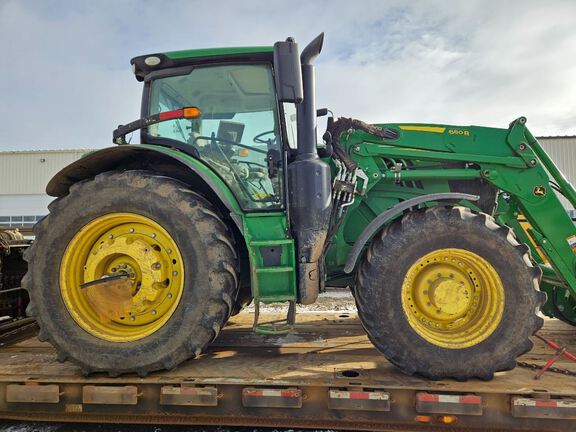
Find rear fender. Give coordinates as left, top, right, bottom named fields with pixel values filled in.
left=47, top=145, right=243, bottom=218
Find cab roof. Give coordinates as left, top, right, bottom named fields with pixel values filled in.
left=131, top=46, right=274, bottom=82
left=164, top=46, right=273, bottom=60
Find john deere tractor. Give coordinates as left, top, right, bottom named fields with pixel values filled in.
left=24, top=34, right=576, bottom=380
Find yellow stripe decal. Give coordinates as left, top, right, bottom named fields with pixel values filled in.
left=399, top=125, right=446, bottom=133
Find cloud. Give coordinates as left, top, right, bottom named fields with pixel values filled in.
left=0, top=0, right=575, bottom=151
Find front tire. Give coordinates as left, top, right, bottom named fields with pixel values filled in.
left=355, top=206, right=545, bottom=380
left=23, top=170, right=239, bottom=376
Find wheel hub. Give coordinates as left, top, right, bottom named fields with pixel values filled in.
left=85, top=236, right=169, bottom=315
left=401, top=248, right=504, bottom=348
left=429, top=276, right=471, bottom=316
left=60, top=213, right=184, bottom=342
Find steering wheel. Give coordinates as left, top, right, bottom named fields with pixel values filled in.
left=191, top=134, right=271, bottom=196
left=253, top=130, right=277, bottom=144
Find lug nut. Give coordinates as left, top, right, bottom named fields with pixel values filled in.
left=166, top=249, right=172, bottom=254
left=172, top=271, right=178, bottom=276
left=129, top=228, right=135, bottom=233
left=130, top=316, right=135, bottom=321
left=167, top=293, right=173, bottom=299
left=151, top=310, right=157, bottom=315
left=151, top=233, right=157, bottom=238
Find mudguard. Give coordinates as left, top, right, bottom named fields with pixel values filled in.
left=47, top=145, right=243, bottom=216
left=343, top=192, right=480, bottom=273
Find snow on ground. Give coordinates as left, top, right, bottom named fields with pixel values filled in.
left=245, top=287, right=357, bottom=314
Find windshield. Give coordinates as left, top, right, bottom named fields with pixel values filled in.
left=147, top=64, right=283, bottom=210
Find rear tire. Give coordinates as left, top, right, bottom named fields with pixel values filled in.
left=355, top=206, right=545, bottom=380
left=230, top=286, right=252, bottom=316
left=23, top=170, right=239, bottom=376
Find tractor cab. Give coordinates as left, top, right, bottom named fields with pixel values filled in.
left=125, top=44, right=308, bottom=213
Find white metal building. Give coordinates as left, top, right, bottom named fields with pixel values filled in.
left=0, top=149, right=92, bottom=228
left=0, top=137, right=574, bottom=228
left=539, top=136, right=576, bottom=216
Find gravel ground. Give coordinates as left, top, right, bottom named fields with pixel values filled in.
left=246, top=287, right=356, bottom=313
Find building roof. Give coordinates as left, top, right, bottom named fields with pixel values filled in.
left=0, top=149, right=94, bottom=155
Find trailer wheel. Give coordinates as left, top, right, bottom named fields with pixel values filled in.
left=355, top=206, right=545, bottom=380
left=23, top=170, right=239, bottom=376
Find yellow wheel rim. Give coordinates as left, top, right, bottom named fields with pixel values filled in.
left=60, top=213, right=184, bottom=342
left=401, top=248, right=504, bottom=349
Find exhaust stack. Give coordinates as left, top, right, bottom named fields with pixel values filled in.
left=296, top=32, right=324, bottom=158
left=288, top=33, right=332, bottom=305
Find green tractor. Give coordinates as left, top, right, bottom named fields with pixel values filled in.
left=24, top=34, right=576, bottom=380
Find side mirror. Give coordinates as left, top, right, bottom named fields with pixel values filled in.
left=273, top=38, right=304, bottom=104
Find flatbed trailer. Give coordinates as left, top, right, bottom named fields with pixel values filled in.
left=0, top=311, right=574, bottom=432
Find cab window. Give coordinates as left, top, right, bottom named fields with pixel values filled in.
left=147, top=64, right=283, bottom=210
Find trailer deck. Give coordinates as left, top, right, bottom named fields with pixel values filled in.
left=0, top=311, right=575, bottom=431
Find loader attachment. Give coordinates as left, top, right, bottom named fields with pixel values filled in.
left=482, top=118, right=576, bottom=322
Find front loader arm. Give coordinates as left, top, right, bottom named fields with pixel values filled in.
left=491, top=120, right=576, bottom=288
left=343, top=117, right=576, bottom=309
left=488, top=119, right=576, bottom=320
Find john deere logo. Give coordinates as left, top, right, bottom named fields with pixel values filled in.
left=534, top=186, right=546, bottom=196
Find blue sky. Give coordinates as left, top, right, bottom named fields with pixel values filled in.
left=1, top=0, right=575, bottom=150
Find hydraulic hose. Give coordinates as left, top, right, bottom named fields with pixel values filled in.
left=326, top=117, right=399, bottom=171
